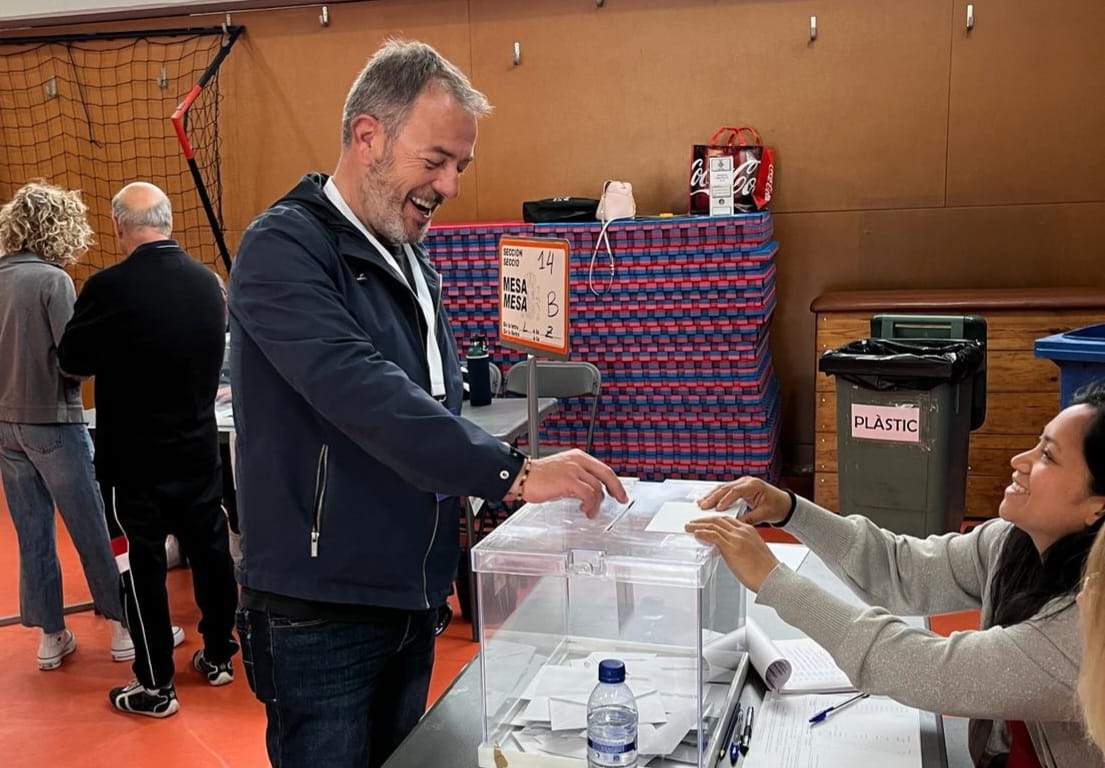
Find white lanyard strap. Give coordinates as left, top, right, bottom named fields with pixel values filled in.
left=323, top=179, right=446, bottom=397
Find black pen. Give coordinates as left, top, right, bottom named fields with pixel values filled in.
left=739, top=705, right=755, bottom=756
left=718, top=702, right=743, bottom=761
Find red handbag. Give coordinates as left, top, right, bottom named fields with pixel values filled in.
left=689, top=125, right=775, bottom=214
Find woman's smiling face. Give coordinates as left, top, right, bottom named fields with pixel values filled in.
left=1000, top=403, right=1104, bottom=553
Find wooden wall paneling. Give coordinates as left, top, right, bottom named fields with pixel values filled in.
left=975, top=312, right=1105, bottom=349
left=847, top=205, right=1105, bottom=289
left=781, top=206, right=1104, bottom=473
left=815, top=469, right=838, bottom=509
left=964, top=433, right=1037, bottom=474
left=769, top=212, right=865, bottom=470
left=219, top=0, right=476, bottom=245
left=947, top=0, right=1105, bottom=205
left=468, top=0, right=951, bottom=218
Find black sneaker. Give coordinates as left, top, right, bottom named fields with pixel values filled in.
left=192, top=649, right=233, bottom=686
left=109, top=680, right=179, bottom=718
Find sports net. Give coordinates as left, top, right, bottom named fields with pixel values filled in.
left=0, top=28, right=237, bottom=286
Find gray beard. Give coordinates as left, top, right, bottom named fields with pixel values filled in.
left=361, top=152, right=417, bottom=245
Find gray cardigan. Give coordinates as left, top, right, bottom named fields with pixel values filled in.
left=756, top=497, right=1100, bottom=768
left=0, top=252, right=85, bottom=424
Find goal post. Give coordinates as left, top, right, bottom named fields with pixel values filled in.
left=0, top=25, right=243, bottom=282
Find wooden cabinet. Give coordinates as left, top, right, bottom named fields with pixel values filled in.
left=947, top=0, right=1105, bottom=205
left=812, top=288, right=1105, bottom=519
left=468, top=0, right=952, bottom=216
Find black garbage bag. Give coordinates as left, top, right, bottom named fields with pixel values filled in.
left=818, top=338, right=984, bottom=392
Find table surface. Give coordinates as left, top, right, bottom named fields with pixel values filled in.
left=382, top=547, right=955, bottom=768
left=459, top=397, right=557, bottom=443
left=82, top=396, right=556, bottom=441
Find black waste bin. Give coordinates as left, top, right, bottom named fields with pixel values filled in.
left=818, top=338, right=985, bottom=537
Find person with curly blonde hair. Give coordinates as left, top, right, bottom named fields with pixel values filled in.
left=1080, top=525, right=1105, bottom=751
left=0, top=180, right=131, bottom=670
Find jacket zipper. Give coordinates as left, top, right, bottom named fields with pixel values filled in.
left=310, top=444, right=329, bottom=558
left=421, top=498, right=440, bottom=609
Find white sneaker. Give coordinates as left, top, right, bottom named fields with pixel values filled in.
left=110, top=621, right=186, bottom=662
left=165, top=535, right=182, bottom=569
left=38, top=628, right=76, bottom=670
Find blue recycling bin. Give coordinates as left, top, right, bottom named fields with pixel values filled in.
left=1034, top=323, right=1105, bottom=407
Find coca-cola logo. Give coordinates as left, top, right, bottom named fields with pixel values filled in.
left=689, top=157, right=709, bottom=189
left=689, top=156, right=760, bottom=197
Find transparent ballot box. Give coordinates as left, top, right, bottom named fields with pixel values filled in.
left=472, top=480, right=748, bottom=767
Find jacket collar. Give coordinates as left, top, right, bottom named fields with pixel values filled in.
left=0, top=251, right=66, bottom=269
left=127, top=239, right=179, bottom=258
left=285, top=173, right=442, bottom=301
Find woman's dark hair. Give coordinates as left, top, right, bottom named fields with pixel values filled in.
left=991, top=380, right=1105, bottom=627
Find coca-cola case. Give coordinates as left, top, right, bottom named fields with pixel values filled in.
left=689, top=126, right=775, bottom=214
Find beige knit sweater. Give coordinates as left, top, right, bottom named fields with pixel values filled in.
left=756, top=497, right=1101, bottom=768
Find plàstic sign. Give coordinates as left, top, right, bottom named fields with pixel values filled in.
left=850, top=404, right=921, bottom=443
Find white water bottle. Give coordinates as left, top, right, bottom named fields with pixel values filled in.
left=587, top=659, right=639, bottom=768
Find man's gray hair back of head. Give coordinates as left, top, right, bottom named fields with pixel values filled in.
left=341, top=38, right=491, bottom=146
left=111, top=191, right=172, bottom=234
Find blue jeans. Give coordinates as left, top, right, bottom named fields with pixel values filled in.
left=237, top=607, right=436, bottom=768
left=0, top=422, right=123, bottom=631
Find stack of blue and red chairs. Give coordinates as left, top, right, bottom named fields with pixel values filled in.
left=426, top=213, right=780, bottom=483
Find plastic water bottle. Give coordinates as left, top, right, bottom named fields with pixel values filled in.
left=587, top=659, right=638, bottom=768
left=466, top=336, right=492, bottom=407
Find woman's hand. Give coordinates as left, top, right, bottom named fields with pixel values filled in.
left=684, top=516, right=779, bottom=592
left=697, top=476, right=791, bottom=525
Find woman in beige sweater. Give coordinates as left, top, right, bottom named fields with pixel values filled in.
left=689, top=382, right=1105, bottom=768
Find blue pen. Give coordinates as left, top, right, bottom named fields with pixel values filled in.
left=808, top=692, right=869, bottom=724
left=727, top=708, right=745, bottom=764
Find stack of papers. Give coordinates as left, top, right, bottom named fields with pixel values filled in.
left=744, top=692, right=922, bottom=768
left=746, top=619, right=854, bottom=695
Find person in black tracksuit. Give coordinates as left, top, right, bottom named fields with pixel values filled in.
left=58, top=181, right=238, bottom=718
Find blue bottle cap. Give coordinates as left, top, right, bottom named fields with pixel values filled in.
left=598, top=659, right=626, bottom=683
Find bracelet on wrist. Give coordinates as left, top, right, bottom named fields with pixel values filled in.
left=772, top=489, right=798, bottom=528
left=513, top=457, right=532, bottom=501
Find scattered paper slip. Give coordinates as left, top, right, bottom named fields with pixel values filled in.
left=645, top=500, right=748, bottom=534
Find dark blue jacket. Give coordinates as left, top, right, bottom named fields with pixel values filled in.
left=229, top=173, right=522, bottom=610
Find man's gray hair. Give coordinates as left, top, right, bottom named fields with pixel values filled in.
left=111, top=190, right=172, bottom=233
left=341, top=39, right=491, bottom=145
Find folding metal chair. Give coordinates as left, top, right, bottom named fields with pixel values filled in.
left=504, top=360, right=602, bottom=454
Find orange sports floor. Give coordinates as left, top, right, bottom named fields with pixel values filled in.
left=0, top=490, right=979, bottom=767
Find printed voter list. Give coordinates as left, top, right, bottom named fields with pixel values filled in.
left=498, top=236, right=571, bottom=358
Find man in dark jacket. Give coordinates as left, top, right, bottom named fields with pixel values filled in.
left=230, top=39, right=626, bottom=767
left=59, top=182, right=239, bottom=718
